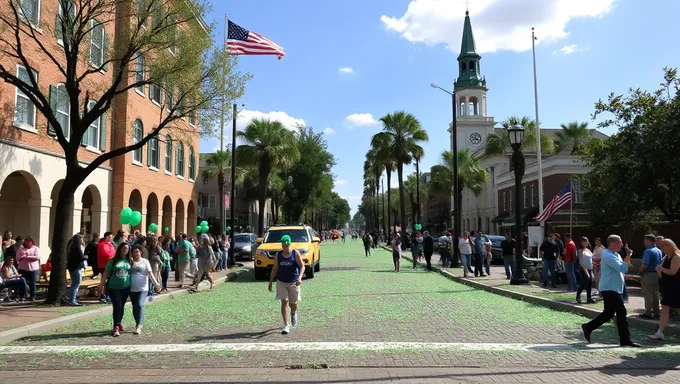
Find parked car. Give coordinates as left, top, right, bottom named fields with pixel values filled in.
left=233, top=233, right=257, bottom=261
left=254, top=224, right=321, bottom=280
left=486, top=235, right=505, bottom=262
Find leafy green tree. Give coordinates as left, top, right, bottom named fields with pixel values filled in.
left=0, top=0, right=249, bottom=303
left=554, top=121, right=596, bottom=154
left=483, top=116, right=555, bottom=158
left=370, top=134, right=397, bottom=234
left=363, top=153, right=381, bottom=232
left=200, top=150, right=238, bottom=234
left=429, top=149, right=488, bottom=229
left=374, top=111, right=428, bottom=245
left=236, top=119, right=300, bottom=235
left=584, top=67, right=680, bottom=224
left=404, top=172, right=427, bottom=227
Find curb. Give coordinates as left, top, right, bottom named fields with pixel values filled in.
left=0, top=267, right=252, bottom=345
left=379, top=245, right=678, bottom=336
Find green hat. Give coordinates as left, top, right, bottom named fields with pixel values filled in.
left=280, top=235, right=292, bottom=246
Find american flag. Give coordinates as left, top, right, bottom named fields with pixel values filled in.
left=226, top=20, right=285, bottom=59
left=535, top=181, right=572, bottom=222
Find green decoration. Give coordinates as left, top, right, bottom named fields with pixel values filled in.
left=201, top=224, right=209, bottom=233
left=149, top=223, right=158, bottom=232
left=196, top=226, right=202, bottom=233
left=225, top=226, right=231, bottom=232
left=129, top=211, right=142, bottom=227
left=163, top=227, right=169, bottom=233
left=120, top=207, right=132, bottom=225
left=415, top=224, right=422, bottom=231
left=200, top=220, right=208, bottom=227
left=280, top=235, right=292, bottom=245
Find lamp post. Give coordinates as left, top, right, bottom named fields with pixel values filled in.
left=508, top=124, right=529, bottom=285
left=430, top=83, right=461, bottom=268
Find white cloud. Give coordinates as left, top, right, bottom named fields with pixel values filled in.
left=235, top=109, right=305, bottom=132
left=390, top=179, right=400, bottom=189
left=552, top=43, right=590, bottom=55
left=343, top=196, right=362, bottom=201
left=380, top=0, right=614, bottom=53
left=339, top=67, right=355, bottom=74
left=335, top=179, right=348, bottom=186
left=345, top=113, right=378, bottom=128
left=323, top=127, right=335, bottom=134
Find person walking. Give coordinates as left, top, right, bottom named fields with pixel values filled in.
left=564, top=234, right=578, bottom=291
left=97, top=232, right=116, bottom=304
left=268, top=235, right=304, bottom=335
left=362, top=232, right=372, bottom=257
left=592, top=237, right=605, bottom=293
left=438, top=232, right=452, bottom=268
left=639, top=234, right=662, bottom=319
left=64, top=234, right=87, bottom=306
left=501, top=233, right=516, bottom=280
left=576, top=237, right=595, bottom=304
left=99, top=243, right=132, bottom=337
left=160, top=237, right=172, bottom=292
left=85, top=233, right=100, bottom=279
left=192, top=237, right=216, bottom=291
left=540, top=234, right=558, bottom=288
left=471, top=231, right=487, bottom=277
left=648, top=238, right=680, bottom=341
left=459, top=231, right=474, bottom=277
left=129, top=244, right=161, bottom=335
left=411, top=231, right=424, bottom=269
left=391, top=233, right=401, bottom=272
left=581, top=235, right=640, bottom=347
left=423, top=231, right=434, bottom=271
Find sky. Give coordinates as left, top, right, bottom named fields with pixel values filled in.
left=198, top=0, right=680, bottom=216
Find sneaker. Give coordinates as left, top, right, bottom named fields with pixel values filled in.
left=580, top=324, right=591, bottom=343
left=112, top=326, right=120, bottom=337
left=133, top=326, right=142, bottom=335
left=586, top=299, right=596, bottom=304
left=70, top=301, right=82, bottom=307
left=648, top=331, right=664, bottom=341
left=620, top=341, right=642, bottom=348
left=281, top=324, right=290, bottom=334
left=118, top=323, right=125, bottom=332
left=291, top=312, right=298, bottom=326
left=100, top=298, right=108, bottom=304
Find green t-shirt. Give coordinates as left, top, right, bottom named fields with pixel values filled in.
left=178, top=240, right=194, bottom=263
left=105, top=258, right=131, bottom=290
left=160, top=249, right=171, bottom=267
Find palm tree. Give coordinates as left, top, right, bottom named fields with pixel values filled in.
left=555, top=121, right=594, bottom=154
left=368, top=139, right=395, bottom=234
left=483, top=116, right=555, bottom=158
left=236, top=119, right=300, bottom=236
left=201, top=150, right=234, bottom=235
left=374, top=111, right=428, bottom=246
left=429, top=149, right=488, bottom=232
left=363, top=157, right=381, bottom=233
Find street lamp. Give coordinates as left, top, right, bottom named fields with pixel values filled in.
left=430, top=82, right=461, bottom=268
left=508, top=124, right=529, bottom=285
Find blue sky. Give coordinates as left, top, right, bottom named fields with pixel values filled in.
left=199, top=0, right=680, bottom=215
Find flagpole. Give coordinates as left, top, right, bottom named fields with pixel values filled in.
left=569, top=180, right=573, bottom=235
left=220, top=13, right=228, bottom=152
left=532, top=27, right=545, bottom=231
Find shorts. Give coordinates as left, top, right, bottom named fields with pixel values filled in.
left=276, top=280, right=301, bottom=304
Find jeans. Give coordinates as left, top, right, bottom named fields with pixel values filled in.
left=583, top=290, right=631, bottom=344
left=2, top=278, right=27, bottom=299
left=130, top=290, right=148, bottom=327
left=622, top=284, right=629, bottom=301
left=461, top=254, right=473, bottom=274
left=473, top=253, right=485, bottom=276
left=577, top=268, right=593, bottom=301
left=542, top=259, right=557, bottom=286
left=503, top=255, right=515, bottom=279
left=564, top=261, right=577, bottom=290
left=65, top=269, right=82, bottom=303
left=439, top=248, right=450, bottom=267
left=161, top=265, right=170, bottom=290
left=18, top=269, right=38, bottom=300
left=109, top=287, right=130, bottom=327
left=424, top=252, right=432, bottom=270
left=484, top=255, right=491, bottom=275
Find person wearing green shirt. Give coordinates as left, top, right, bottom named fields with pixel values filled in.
left=176, top=234, right=194, bottom=288
left=99, top=242, right=132, bottom=337
left=160, top=237, right=173, bottom=292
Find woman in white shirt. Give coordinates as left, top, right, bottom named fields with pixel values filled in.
left=592, top=237, right=605, bottom=291
left=458, top=232, right=474, bottom=277
left=576, top=237, right=595, bottom=304
left=129, top=245, right=161, bottom=335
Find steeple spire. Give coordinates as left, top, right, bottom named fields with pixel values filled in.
left=454, top=11, right=486, bottom=91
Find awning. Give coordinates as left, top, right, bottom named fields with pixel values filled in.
left=501, top=207, right=540, bottom=225
left=492, top=212, right=510, bottom=223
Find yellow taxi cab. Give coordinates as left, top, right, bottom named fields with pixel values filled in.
left=253, top=224, right=321, bottom=281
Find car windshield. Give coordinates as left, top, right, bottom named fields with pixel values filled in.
left=264, top=229, right=309, bottom=244
left=234, top=234, right=252, bottom=243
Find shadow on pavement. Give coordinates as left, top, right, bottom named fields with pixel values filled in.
left=15, top=330, right=111, bottom=342
left=188, top=329, right=280, bottom=342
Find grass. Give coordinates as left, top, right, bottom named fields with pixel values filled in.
left=10, top=241, right=675, bottom=346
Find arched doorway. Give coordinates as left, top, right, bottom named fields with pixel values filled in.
left=128, top=189, right=143, bottom=232
left=80, top=185, right=102, bottom=239
left=0, top=171, right=41, bottom=244
left=175, top=198, right=185, bottom=235
left=146, top=193, right=160, bottom=235
left=162, top=196, right=173, bottom=236
left=187, top=200, right=197, bottom=233
left=49, top=180, right=74, bottom=247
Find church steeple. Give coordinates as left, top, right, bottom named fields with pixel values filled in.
left=455, top=11, right=486, bottom=91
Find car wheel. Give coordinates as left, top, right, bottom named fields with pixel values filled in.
left=306, top=261, right=315, bottom=279
left=314, top=253, right=320, bottom=272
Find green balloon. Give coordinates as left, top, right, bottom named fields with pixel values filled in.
left=129, top=211, right=142, bottom=227
left=196, top=226, right=202, bottom=233
left=201, top=224, right=209, bottom=233
left=225, top=226, right=231, bottom=232
left=200, top=220, right=208, bottom=227
left=149, top=223, right=158, bottom=232
left=120, top=207, right=132, bottom=225
left=163, top=227, right=169, bottom=233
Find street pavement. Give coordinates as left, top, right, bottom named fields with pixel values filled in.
left=0, top=241, right=678, bottom=383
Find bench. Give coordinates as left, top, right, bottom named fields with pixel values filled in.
left=37, top=266, right=101, bottom=297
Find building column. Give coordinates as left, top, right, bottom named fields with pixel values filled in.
left=72, top=202, right=83, bottom=236
left=29, top=198, right=52, bottom=260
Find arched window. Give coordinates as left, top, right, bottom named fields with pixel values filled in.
left=83, top=100, right=101, bottom=148
left=148, top=134, right=160, bottom=169
left=165, top=135, right=172, bottom=173
left=175, top=142, right=184, bottom=177
left=459, top=97, right=466, bottom=116
left=133, top=119, right=143, bottom=163
left=469, top=61, right=475, bottom=72
left=188, top=147, right=196, bottom=180
left=469, top=97, right=479, bottom=116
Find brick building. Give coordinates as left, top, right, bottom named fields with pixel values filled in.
left=0, top=0, right=200, bottom=260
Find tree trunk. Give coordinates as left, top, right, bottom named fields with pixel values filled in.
left=45, top=177, right=79, bottom=304
left=386, top=171, right=392, bottom=235
left=374, top=185, right=379, bottom=233
left=218, top=170, right=225, bottom=234
left=257, top=166, right=269, bottom=237
left=397, top=165, right=407, bottom=248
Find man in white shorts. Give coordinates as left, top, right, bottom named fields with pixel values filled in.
left=268, top=235, right=305, bottom=334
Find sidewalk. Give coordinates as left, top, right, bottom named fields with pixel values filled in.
left=0, top=264, right=247, bottom=335
left=393, top=247, right=680, bottom=334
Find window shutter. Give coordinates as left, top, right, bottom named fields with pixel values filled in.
left=89, top=20, right=95, bottom=65
left=102, top=33, right=109, bottom=71
left=99, top=112, right=107, bottom=151
left=147, top=139, right=152, bottom=165
left=81, top=126, right=89, bottom=146
left=48, top=85, right=58, bottom=136
left=55, top=11, right=63, bottom=42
